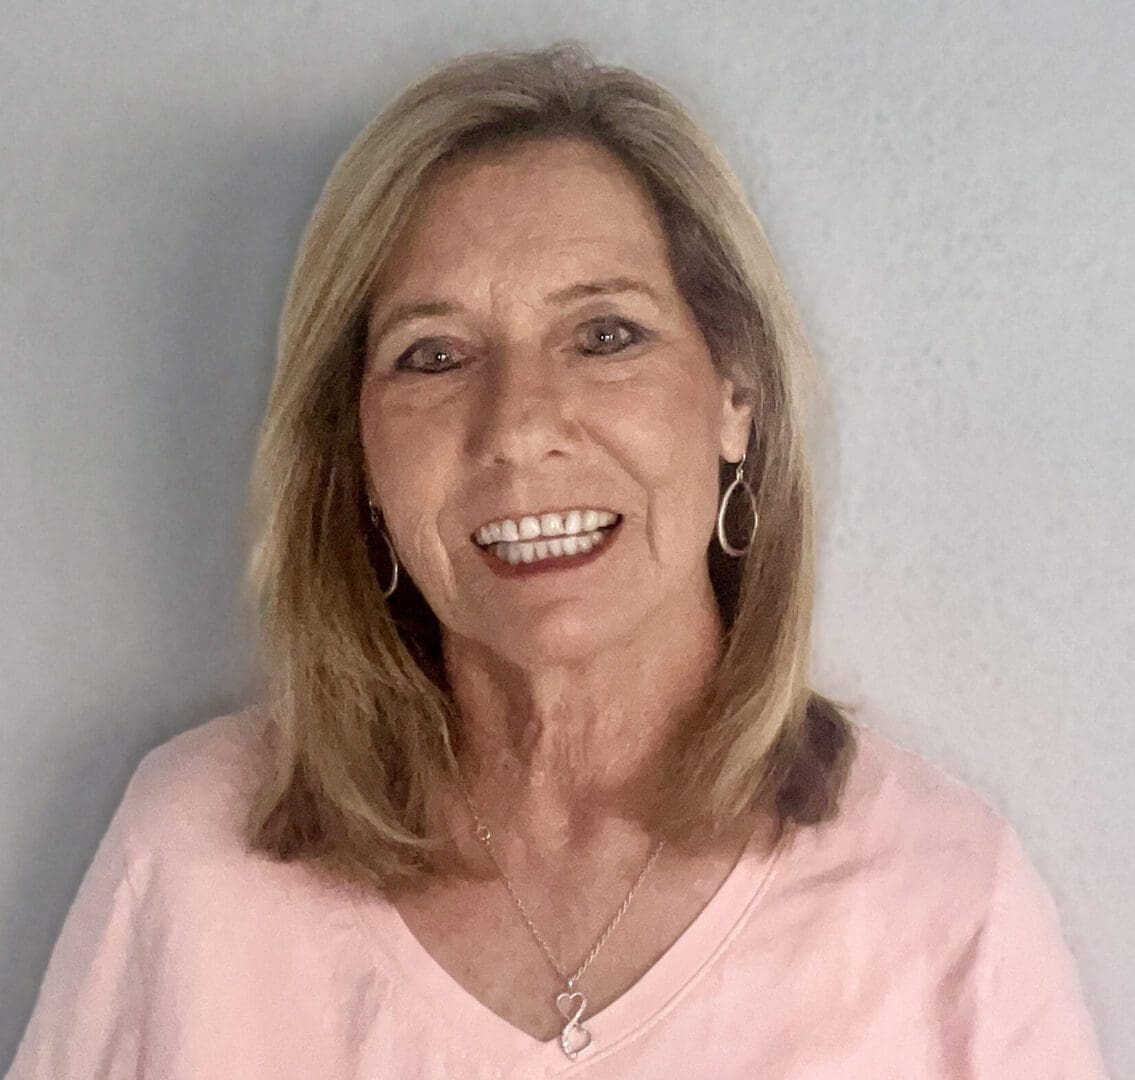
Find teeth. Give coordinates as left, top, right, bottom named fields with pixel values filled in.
left=490, top=528, right=611, bottom=565
left=475, top=509, right=617, bottom=546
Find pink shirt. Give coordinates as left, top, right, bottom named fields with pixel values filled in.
left=6, top=706, right=1108, bottom=1079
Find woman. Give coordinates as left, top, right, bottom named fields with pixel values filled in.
left=7, top=43, right=1107, bottom=1079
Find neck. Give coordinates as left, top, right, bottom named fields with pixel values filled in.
left=441, top=573, right=724, bottom=853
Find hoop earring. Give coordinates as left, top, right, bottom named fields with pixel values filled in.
left=715, top=452, right=759, bottom=557
left=368, top=501, right=400, bottom=598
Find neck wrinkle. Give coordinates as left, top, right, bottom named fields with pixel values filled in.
left=440, top=571, right=725, bottom=849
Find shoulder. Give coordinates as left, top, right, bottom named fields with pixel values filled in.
left=828, top=722, right=1106, bottom=1071
left=845, top=717, right=1009, bottom=840
left=806, top=717, right=1016, bottom=911
left=114, top=703, right=276, bottom=880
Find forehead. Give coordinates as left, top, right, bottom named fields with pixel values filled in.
left=377, top=136, right=675, bottom=293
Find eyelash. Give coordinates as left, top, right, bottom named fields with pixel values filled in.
left=393, top=317, right=647, bottom=373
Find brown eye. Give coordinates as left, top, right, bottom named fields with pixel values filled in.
left=395, top=339, right=463, bottom=373
left=579, top=317, right=645, bottom=356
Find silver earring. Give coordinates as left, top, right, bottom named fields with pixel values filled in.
left=716, top=451, right=759, bottom=557
left=368, top=501, right=400, bottom=598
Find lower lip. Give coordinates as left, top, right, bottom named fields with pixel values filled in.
left=475, top=521, right=622, bottom=578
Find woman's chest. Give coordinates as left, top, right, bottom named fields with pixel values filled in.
left=389, top=845, right=749, bottom=1043
left=130, top=835, right=989, bottom=1077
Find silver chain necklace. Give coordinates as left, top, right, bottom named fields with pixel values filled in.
left=454, top=775, right=666, bottom=1060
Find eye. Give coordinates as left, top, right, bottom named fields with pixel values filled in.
left=578, top=316, right=646, bottom=357
left=394, top=338, right=464, bottom=373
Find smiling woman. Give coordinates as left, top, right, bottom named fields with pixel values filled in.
left=358, top=133, right=759, bottom=673
left=6, top=41, right=1106, bottom=1080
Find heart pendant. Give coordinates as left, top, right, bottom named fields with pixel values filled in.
left=556, top=991, right=586, bottom=1019
left=555, top=989, right=593, bottom=1059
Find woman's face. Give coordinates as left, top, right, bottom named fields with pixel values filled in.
left=359, top=136, right=752, bottom=668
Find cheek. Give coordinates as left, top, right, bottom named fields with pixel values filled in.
left=597, top=372, right=723, bottom=546
left=358, top=388, right=455, bottom=556
left=650, top=440, right=722, bottom=556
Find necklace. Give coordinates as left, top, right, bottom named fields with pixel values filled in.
left=454, top=775, right=666, bottom=1060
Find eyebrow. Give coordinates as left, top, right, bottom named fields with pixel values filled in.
left=545, top=276, right=664, bottom=306
left=367, top=276, right=665, bottom=352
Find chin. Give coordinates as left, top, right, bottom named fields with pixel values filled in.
left=488, top=605, right=637, bottom=670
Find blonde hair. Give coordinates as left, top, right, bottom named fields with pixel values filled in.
left=242, top=41, right=856, bottom=894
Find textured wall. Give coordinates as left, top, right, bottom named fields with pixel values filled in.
left=1, top=1, right=1129, bottom=1072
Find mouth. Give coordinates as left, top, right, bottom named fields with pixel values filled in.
left=474, top=520, right=622, bottom=577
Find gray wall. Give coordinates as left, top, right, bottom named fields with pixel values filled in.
left=2, top=1, right=1130, bottom=1073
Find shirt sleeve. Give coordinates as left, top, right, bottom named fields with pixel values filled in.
left=970, top=818, right=1109, bottom=1079
left=4, top=775, right=146, bottom=1080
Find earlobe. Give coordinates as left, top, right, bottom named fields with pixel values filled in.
left=719, top=376, right=756, bottom=462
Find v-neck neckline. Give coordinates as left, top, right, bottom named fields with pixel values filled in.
left=350, top=819, right=798, bottom=1073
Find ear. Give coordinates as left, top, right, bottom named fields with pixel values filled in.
left=363, top=476, right=381, bottom=515
left=717, top=373, right=755, bottom=463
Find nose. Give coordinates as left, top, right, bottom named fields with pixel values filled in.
left=467, top=348, right=573, bottom=469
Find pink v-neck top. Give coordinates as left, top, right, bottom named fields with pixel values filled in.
left=6, top=706, right=1108, bottom=1079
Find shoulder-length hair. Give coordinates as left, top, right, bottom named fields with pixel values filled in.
left=242, top=41, right=856, bottom=894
